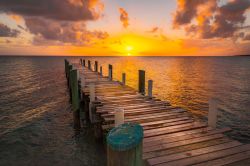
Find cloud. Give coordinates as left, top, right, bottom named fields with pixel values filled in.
left=25, top=18, right=108, bottom=45
left=119, top=8, right=129, bottom=28
left=243, top=34, right=250, bottom=41
left=147, top=27, right=159, bottom=33
left=173, top=0, right=250, bottom=39
left=0, top=0, right=103, bottom=21
left=0, top=23, right=20, bottom=37
left=0, top=0, right=108, bottom=45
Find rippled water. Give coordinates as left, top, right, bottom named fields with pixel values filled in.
left=0, top=57, right=105, bottom=166
left=0, top=56, right=250, bottom=165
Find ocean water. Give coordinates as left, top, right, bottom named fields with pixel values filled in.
left=0, top=56, right=250, bottom=165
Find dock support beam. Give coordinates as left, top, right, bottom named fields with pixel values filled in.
left=208, top=99, right=218, bottom=128
left=109, top=64, right=113, bottom=80
left=122, top=73, right=126, bottom=85
left=138, top=70, right=145, bottom=95
left=148, top=80, right=153, bottom=98
left=70, top=69, right=81, bottom=130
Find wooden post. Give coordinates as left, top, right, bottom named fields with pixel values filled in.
left=122, top=73, right=126, bottom=85
left=89, top=84, right=95, bottom=123
left=88, top=60, right=91, bottom=70
left=68, top=64, right=73, bottom=103
left=148, top=80, right=153, bottom=98
left=138, top=70, right=145, bottom=95
left=83, top=59, right=86, bottom=67
left=208, top=99, right=218, bottom=128
left=107, top=123, right=143, bottom=166
left=95, top=61, right=98, bottom=72
left=64, top=59, right=68, bottom=78
left=109, top=64, right=113, bottom=80
left=115, top=108, right=124, bottom=127
left=70, top=69, right=81, bottom=130
left=80, top=59, right=83, bottom=65
left=100, top=66, right=103, bottom=76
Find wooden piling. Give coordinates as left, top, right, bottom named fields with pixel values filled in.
left=107, top=123, right=143, bottom=166
left=83, top=59, right=86, bottom=67
left=122, top=73, right=126, bottom=85
left=109, top=64, right=113, bottom=80
left=100, top=66, right=103, bottom=76
left=89, top=84, right=95, bottom=123
left=208, top=98, right=218, bottom=128
left=95, top=61, right=98, bottom=72
left=88, top=60, right=91, bottom=70
left=138, top=70, right=145, bottom=95
left=70, top=69, right=81, bottom=130
left=148, top=80, right=153, bottom=98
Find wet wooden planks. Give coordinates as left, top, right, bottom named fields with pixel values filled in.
left=74, top=62, right=250, bottom=166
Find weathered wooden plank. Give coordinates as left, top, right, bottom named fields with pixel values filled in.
left=144, top=122, right=207, bottom=138
left=148, top=141, right=242, bottom=165
left=144, top=134, right=225, bottom=153
left=144, top=128, right=231, bottom=147
left=155, top=144, right=250, bottom=166
left=193, top=151, right=250, bottom=166
left=143, top=137, right=231, bottom=160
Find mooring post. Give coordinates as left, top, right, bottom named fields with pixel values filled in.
left=95, top=61, right=98, bottom=72
left=83, top=59, right=86, bottom=67
left=148, top=80, right=153, bottom=98
left=208, top=98, right=219, bottom=128
left=80, top=59, right=83, bottom=65
left=107, top=123, right=144, bottom=166
left=122, top=73, right=126, bottom=85
left=138, top=70, right=145, bottom=95
left=100, top=66, right=103, bottom=76
left=115, top=108, right=124, bottom=127
left=70, top=69, right=81, bottom=130
left=88, top=60, right=91, bottom=70
left=108, top=64, right=113, bottom=80
left=89, top=84, right=95, bottom=123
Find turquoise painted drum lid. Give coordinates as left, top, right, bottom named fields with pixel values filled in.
left=107, top=123, right=143, bottom=151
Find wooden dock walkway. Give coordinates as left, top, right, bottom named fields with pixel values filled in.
left=69, top=60, right=250, bottom=166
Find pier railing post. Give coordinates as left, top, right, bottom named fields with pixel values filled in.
left=138, top=70, right=145, bottom=95
left=89, top=84, right=95, bottom=123
left=208, top=98, right=218, bottom=128
left=88, top=60, right=91, bottom=70
left=70, top=69, right=81, bottom=130
left=95, top=61, right=98, bottom=72
left=107, top=123, right=144, bottom=166
left=108, top=64, right=113, bottom=80
left=148, top=80, right=153, bottom=98
left=100, top=66, right=103, bottom=76
left=122, top=73, right=126, bottom=85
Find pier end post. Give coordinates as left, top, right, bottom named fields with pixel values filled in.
left=148, top=80, right=153, bottom=98
left=138, top=70, right=145, bottom=95
left=208, top=98, right=219, bottom=128
left=122, top=73, right=126, bottom=85
left=107, top=123, right=144, bottom=166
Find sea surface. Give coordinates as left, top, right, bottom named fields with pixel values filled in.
left=0, top=56, right=250, bottom=165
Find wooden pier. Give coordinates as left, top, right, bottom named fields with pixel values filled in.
left=66, top=59, right=250, bottom=166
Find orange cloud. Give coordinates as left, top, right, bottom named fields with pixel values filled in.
left=119, top=8, right=129, bottom=28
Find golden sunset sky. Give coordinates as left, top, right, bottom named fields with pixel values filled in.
left=0, top=0, right=250, bottom=56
